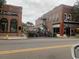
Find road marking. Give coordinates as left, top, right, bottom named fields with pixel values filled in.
left=0, top=45, right=72, bottom=55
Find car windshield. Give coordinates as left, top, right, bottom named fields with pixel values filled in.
left=0, top=0, right=79, bottom=59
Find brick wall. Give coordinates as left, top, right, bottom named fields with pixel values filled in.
left=0, top=4, right=22, bottom=36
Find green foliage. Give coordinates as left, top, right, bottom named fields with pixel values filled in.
left=71, top=0, right=79, bottom=21
left=0, top=0, right=6, bottom=7
left=22, top=23, right=28, bottom=34
left=22, top=22, right=34, bottom=34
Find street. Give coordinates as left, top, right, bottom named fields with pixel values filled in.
left=0, top=38, right=79, bottom=59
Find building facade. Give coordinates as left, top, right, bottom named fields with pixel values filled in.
left=35, top=4, right=79, bottom=36
left=0, top=5, right=22, bottom=36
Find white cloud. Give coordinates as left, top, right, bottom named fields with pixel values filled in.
left=6, top=0, right=76, bottom=24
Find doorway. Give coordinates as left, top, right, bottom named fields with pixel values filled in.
left=0, top=18, right=8, bottom=33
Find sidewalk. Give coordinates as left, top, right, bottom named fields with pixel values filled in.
left=0, top=36, right=27, bottom=40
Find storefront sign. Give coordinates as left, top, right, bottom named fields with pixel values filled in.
left=0, top=11, right=17, bottom=16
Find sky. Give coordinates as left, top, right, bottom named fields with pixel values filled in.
left=6, top=0, right=76, bottom=24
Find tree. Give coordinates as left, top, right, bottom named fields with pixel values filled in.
left=22, top=23, right=28, bottom=34
left=0, top=0, right=6, bottom=7
left=26, top=22, right=34, bottom=26
left=71, top=0, right=79, bottom=21
left=22, top=22, right=34, bottom=34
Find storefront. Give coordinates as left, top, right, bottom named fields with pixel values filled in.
left=0, top=5, right=22, bottom=36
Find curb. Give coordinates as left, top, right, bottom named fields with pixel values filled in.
left=0, top=36, right=27, bottom=40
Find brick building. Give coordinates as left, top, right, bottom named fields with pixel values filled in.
left=0, top=4, right=22, bottom=36
left=35, top=4, right=79, bottom=36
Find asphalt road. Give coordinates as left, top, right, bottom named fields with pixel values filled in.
left=0, top=38, right=79, bottom=59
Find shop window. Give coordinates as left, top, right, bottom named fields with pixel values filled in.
left=10, top=19, right=17, bottom=33
left=0, top=18, right=8, bottom=33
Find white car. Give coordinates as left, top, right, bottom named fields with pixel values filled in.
left=71, top=44, right=79, bottom=59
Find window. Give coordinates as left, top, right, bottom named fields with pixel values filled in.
left=64, top=13, right=67, bottom=20
left=10, top=19, right=17, bottom=32
left=0, top=10, right=1, bottom=12
left=18, top=26, right=21, bottom=30
left=0, top=18, right=8, bottom=33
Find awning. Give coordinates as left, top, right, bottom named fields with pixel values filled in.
left=53, top=24, right=60, bottom=28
